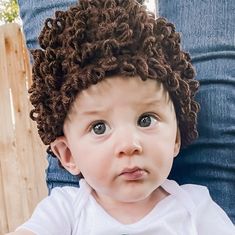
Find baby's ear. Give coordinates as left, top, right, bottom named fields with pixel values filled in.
left=173, top=128, right=181, bottom=157
left=50, top=137, right=80, bottom=175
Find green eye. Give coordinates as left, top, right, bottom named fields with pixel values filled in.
left=138, top=114, right=157, bottom=128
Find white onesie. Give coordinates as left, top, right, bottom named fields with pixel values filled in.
left=17, top=179, right=235, bottom=235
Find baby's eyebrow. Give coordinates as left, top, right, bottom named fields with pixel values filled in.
left=138, top=97, right=169, bottom=106
left=140, top=99, right=161, bottom=105
left=79, top=98, right=168, bottom=116
left=78, top=108, right=110, bottom=116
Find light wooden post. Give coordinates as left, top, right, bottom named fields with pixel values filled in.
left=0, top=23, right=47, bottom=234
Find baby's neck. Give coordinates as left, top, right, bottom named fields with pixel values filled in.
left=92, top=187, right=169, bottom=224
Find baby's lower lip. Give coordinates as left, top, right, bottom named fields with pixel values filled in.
left=120, top=169, right=147, bottom=181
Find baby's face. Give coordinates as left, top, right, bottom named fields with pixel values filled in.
left=63, top=75, right=180, bottom=204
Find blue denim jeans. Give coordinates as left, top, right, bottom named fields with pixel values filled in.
left=159, top=0, right=235, bottom=223
left=18, top=0, right=235, bottom=223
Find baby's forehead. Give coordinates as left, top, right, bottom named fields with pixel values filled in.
left=68, top=75, right=174, bottom=115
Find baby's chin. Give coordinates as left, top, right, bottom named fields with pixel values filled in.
left=111, top=184, right=162, bottom=204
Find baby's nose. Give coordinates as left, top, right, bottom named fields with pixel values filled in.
left=114, top=127, right=143, bottom=157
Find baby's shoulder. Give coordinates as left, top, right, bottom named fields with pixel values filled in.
left=181, top=183, right=209, bottom=197
left=36, top=186, right=82, bottom=213
left=180, top=183, right=211, bottom=205
left=178, top=184, right=235, bottom=233
left=50, top=186, right=80, bottom=200
left=48, top=179, right=91, bottom=210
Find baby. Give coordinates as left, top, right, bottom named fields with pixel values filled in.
left=8, top=0, right=234, bottom=234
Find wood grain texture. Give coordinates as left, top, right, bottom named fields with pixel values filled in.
left=0, top=23, right=47, bottom=234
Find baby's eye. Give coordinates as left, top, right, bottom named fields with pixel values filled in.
left=138, top=114, right=158, bottom=128
left=91, top=121, right=110, bottom=135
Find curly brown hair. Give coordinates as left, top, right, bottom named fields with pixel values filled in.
left=29, top=0, right=199, bottom=150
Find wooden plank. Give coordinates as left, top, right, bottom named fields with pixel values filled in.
left=0, top=158, right=8, bottom=235
left=20, top=27, right=48, bottom=201
left=0, top=23, right=23, bottom=233
left=5, top=23, right=38, bottom=216
left=0, top=24, right=8, bottom=235
left=0, top=23, right=47, bottom=233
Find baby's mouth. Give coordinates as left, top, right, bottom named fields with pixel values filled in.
left=119, top=167, right=147, bottom=180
